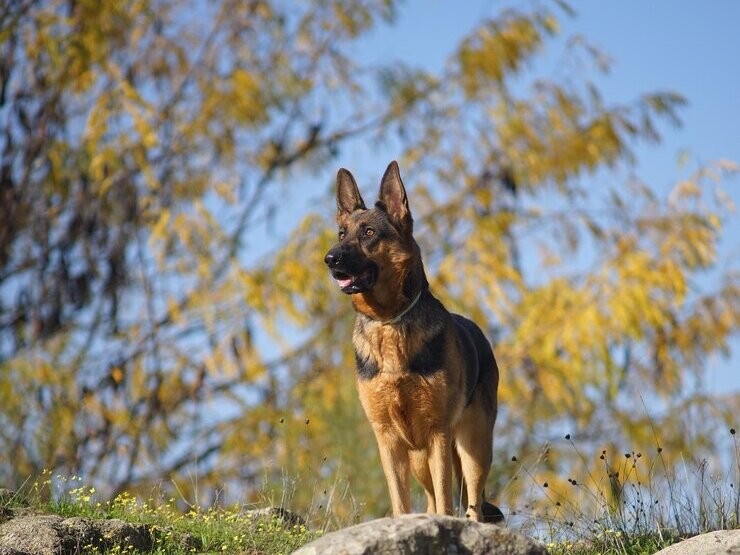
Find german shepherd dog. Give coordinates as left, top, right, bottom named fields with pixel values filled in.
left=324, top=161, right=503, bottom=523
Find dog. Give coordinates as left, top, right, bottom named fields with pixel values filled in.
left=324, top=161, right=503, bottom=522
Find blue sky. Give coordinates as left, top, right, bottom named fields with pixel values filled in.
left=352, top=0, right=740, bottom=391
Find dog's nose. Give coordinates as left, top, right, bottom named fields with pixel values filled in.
left=324, top=251, right=341, bottom=267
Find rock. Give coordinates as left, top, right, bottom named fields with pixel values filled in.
left=0, top=514, right=154, bottom=554
left=292, top=514, right=548, bottom=555
left=245, top=507, right=305, bottom=526
left=93, top=518, right=153, bottom=551
left=63, top=517, right=153, bottom=553
left=654, top=529, right=740, bottom=554
left=0, top=491, right=16, bottom=505
left=0, top=515, right=64, bottom=555
left=0, top=509, right=13, bottom=526
left=59, top=517, right=106, bottom=553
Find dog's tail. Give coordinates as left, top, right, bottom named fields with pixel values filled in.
left=481, top=498, right=505, bottom=524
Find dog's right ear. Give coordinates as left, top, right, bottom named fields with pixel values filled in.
left=336, top=168, right=366, bottom=219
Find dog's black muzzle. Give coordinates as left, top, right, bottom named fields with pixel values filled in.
left=324, top=244, right=378, bottom=294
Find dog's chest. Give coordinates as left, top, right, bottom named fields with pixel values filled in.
left=357, top=370, right=446, bottom=448
left=353, top=324, right=451, bottom=444
left=353, top=322, right=446, bottom=379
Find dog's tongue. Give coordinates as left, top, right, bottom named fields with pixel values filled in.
left=336, top=276, right=353, bottom=288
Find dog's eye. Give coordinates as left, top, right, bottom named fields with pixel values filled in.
left=364, top=228, right=375, bottom=237
left=338, top=230, right=346, bottom=241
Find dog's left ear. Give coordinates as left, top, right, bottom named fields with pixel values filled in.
left=378, top=161, right=412, bottom=235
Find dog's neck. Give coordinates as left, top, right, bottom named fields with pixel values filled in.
left=351, top=256, right=428, bottom=323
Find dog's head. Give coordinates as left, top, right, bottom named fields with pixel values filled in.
left=324, top=161, right=423, bottom=301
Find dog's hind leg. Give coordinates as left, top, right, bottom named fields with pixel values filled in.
left=455, top=401, right=494, bottom=522
left=410, top=449, right=435, bottom=513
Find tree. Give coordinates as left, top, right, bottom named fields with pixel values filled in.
left=0, top=0, right=403, bottom=501
left=0, top=0, right=737, bottom=523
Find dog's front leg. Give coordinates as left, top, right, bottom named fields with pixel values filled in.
left=428, top=431, right=453, bottom=515
left=373, top=427, right=411, bottom=516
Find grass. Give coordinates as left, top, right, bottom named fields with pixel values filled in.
left=502, top=426, right=740, bottom=554
left=2, top=428, right=738, bottom=554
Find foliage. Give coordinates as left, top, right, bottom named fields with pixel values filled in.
left=0, top=0, right=400, bottom=506
left=0, top=0, right=738, bottom=522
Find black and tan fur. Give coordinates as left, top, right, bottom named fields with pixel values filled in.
left=324, top=161, right=502, bottom=522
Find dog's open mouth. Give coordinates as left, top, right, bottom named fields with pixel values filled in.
left=331, top=266, right=377, bottom=294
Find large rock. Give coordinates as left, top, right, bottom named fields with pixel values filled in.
left=0, top=516, right=63, bottom=555
left=0, top=515, right=154, bottom=555
left=293, top=514, right=548, bottom=555
left=654, top=529, right=740, bottom=554
left=64, top=517, right=153, bottom=552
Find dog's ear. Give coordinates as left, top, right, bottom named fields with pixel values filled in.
left=378, top=161, right=412, bottom=234
left=336, top=168, right=365, bottom=219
